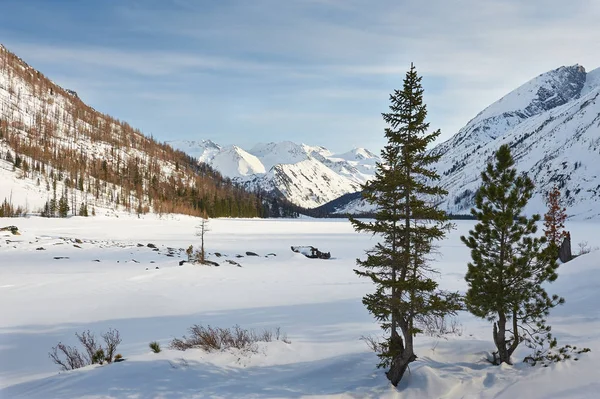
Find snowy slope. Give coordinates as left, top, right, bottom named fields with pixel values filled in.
left=431, top=64, right=600, bottom=219
left=1, top=216, right=598, bottom=398
left=210, top=145, right=266, bottom=178
left=170, top=140, right=379, bottom=208
left=331, top=65, right=600, bottom=219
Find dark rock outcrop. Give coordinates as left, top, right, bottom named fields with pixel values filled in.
left=559, top=232, right=572, bottom=263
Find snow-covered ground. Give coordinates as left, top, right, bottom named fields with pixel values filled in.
left=0, top=215, right=598, bottom=398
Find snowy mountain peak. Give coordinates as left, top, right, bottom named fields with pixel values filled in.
left=338, top=147, right=379, bottom=161
left=173, top=140, right=380, bottom=208
left=168, top=139, right=222, bottom=163
left=474, top=64, right=586, bottom=123
left=211, top=145, right=265, bottom=178
left=248, top=141, right=312, bottom=171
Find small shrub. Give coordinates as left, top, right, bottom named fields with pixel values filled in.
left=102, top=328, right=122, bottom=363
left=92, top=348, right=106, bottom=365
left=576, top=241, right=598, bottom=256
left=577, top=241, right=591, bottom=255
left=49, top=343, right=86, bottom=371
left=49, top=328, right=122, bottom=371
left=419, top=315, right=464, bottom=338
left=170, top=324, right=289, bottom=353
left=149, top=341, right=161, bottom=353
left=114, top=353, right=124, bottom=362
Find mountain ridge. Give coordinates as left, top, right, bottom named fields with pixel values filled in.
left=168, top=139, right=380, bottom=209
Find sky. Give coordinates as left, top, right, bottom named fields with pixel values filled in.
left=2, top=0, right=600, bottom=153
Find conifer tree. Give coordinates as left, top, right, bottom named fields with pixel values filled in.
left=543, top=186, right=567, bottom=258
left=351, top=64, right=459, bottom=387
left=462, top=145, right=563, bottom=365
left=58, top=189, right=70, bottom=218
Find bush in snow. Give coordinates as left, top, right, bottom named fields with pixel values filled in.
left=170, top=324, right=289, bottom=352
left=49, top=328, right=122, bottom=371
left=149, top=341, right=161, bottom=353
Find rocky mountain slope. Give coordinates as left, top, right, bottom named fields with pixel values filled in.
left=169, top=140, right=380, bottom=209
left=431, top=64, right=600, bottom=219
left=329, top=64, right=600, bottom=219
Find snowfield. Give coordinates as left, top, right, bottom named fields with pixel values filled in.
left=0, top=215, right=599, bottom=398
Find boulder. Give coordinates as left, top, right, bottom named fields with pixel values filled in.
left=291, top=246, right=331, bottom=260
left=559, top=232, right=572, bottom=263
left=202, top=260, right=220, bottom=267
left=0, top=226, right=19, bottom=235
left=225, top=259, right=242, bottom=267
left=147, top=243, right=157, bottom=249
left=246, top=251, right=259, bottom=257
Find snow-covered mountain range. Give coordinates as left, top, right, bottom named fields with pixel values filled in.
left=329, top=64, right=600, bottom=219
left=169, top=140, right=379, bottom=209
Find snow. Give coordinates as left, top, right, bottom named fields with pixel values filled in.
left=581, top=67, right=600, bottom=96
left=210, top=146, right=266, bottom=178
left=1, top=215, right=598, bottom=398
left=248, top=141, right=312, bottom=171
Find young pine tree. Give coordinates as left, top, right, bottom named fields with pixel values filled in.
left=461, top=145, right=563, bottom=365
left=351, top=64, right=459, bottom=387
left=543, top=186, right=567, bottom=258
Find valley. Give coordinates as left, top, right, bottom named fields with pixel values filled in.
left=1, top=216, right=599, bottom=398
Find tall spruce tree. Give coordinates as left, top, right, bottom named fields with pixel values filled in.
left=461, top=145, right=563, bottom=365
left=351, top=64, right=459, bottom=387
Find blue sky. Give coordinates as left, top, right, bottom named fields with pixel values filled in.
left=2, top=0, right=600, bottom=153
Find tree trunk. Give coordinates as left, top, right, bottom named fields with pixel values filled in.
left=386, top=329, right=417, bottom=387
left=493, top=313, right=511, bottom=365
left=506, top=307, right=520, bottom=359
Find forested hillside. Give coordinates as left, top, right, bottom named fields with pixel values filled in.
left=0, top=44, right=284, bottom=218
